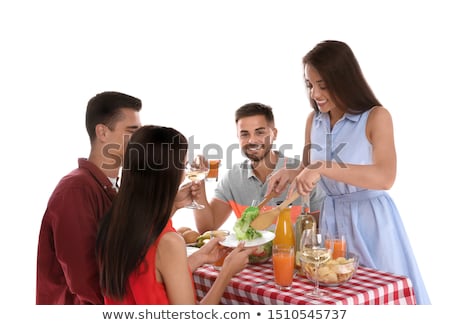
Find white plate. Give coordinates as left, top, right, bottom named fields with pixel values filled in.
left=219, top=231, right=275, bottom=248
left=186, top=246, right=200, bottom=256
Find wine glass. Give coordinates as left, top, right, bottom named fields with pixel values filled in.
left=299, top=229, right=333, bottom=297
left=183, top=155, right=209, bottom=209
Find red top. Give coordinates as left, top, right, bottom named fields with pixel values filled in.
left=36, top=158, right=117, bottom=304
left=105, top=220, right=194, bottom=305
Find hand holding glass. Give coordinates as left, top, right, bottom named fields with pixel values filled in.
left=184, top=155, right=209, bottom=209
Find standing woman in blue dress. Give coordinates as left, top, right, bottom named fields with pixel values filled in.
left=268, top=40, right=430, bottom=304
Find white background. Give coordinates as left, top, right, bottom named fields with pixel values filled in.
left=1, top=0, right=448, bottom=320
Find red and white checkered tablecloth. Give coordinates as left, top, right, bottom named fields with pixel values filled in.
left=193, top=261, right=416, bottom=305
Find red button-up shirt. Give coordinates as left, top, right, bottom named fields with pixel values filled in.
left=36, top=158, right=117, bottom=304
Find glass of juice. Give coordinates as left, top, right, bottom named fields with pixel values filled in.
left=212, top=250, right=229, bottom=270
left=211, top=230, right=230, bottom=270
left=325, top=234, right=346, bottom=259
left=206, top=159, right=221, bottom=181
left=272, top=244, right=295, bottom=290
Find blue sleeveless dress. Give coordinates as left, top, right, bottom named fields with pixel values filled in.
left=310, top=109, right=430, bottom=304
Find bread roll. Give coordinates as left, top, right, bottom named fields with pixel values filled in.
left=177, top=226, right=191, bottom=234
left=182, top=230, right=200, bottom=243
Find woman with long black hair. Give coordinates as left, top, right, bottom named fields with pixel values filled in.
left=96, top=125, right=253, bottom=304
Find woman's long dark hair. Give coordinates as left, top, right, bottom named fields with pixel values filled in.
left=96, top=125, right=188, bottom=301
left=303, top=40, right=382, bottom=114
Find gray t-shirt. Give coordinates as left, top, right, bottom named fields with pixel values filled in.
left=214, top=152, right=325, bottom=223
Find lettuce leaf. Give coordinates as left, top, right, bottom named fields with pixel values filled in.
left=233, top=206, right=262, bottom=240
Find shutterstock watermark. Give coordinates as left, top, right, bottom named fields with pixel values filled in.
left=101, top=135, right=347, bottom=171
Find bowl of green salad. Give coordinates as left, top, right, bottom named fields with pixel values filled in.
left=249, top=241, right=273, bottom=263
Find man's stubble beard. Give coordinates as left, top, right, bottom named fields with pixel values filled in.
left=244, top=145, right=272, bottom=164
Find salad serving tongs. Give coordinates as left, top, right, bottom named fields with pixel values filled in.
left=250, top=190, right=300, bottom=230
left=256, top=191, right=277, bottom=209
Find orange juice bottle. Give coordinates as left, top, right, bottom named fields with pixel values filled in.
left=273, top=207, right=295, bottom=247
left=272, top=206, right=295, bottom=289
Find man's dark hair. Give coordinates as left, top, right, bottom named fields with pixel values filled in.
left=235, top=102, right=275, bottom=125
left=86, top=91, right=142, bottom=143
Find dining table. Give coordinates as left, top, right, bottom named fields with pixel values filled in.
left=193, top=260, right=416, bottom=305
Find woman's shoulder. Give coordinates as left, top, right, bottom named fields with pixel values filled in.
left=305, top=110, right=317, bottom=128
left=367, top=106, right=392, bottom=124
left=307, top=110, right=317, bottom=120
left=158, top=230, right=186, bottom=254
left=366, top=106, right=394, bottom=139
left=369, top=105, right=389, bottom=113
